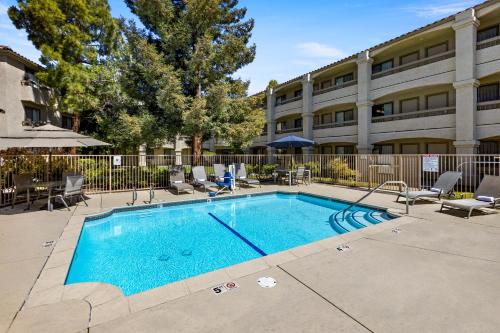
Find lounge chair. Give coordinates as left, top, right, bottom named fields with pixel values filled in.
left=235, top=163, right=261, bottom=188
left=170, top=168, right=194, bottom=194
left=52, top=175, right=88, bottom=211
left=440, top=175, right=500, bottom=218
left=396, top=171, right=462, bottom=205
left=213, top=164, right=226, bottom=182
left=192, top=166, right=218, bottom=192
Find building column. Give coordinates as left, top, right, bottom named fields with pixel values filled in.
left=174, top=137, right=183, bottom=165
left=302, top=73, right=314, bottom=155
left=266, top=87, right=276, bottom=157
left=356, top=50, right=374, bottom=154
left=453, top=8, right=480, bottom=154
left=139, top=144, right=147, bottom=166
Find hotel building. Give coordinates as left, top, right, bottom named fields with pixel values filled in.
left=250, top=1, right=500, bottom=155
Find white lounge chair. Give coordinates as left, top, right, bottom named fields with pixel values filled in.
left=396, top=171, right=462, bottom=205
left=170, top=168, right=194, bottom=194
left=440, top=175, right=500, bottom=218
left=235, top=163, right=260, bottom=188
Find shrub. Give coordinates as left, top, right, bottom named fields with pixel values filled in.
left=330, top=158, right=357, bottom=180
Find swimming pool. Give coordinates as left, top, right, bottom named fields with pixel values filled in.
left=66, top=192, right=394, bottom=295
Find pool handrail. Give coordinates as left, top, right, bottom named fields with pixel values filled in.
left=334, top=180, right=409, bottom=223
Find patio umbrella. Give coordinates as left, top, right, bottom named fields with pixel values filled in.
left=268, top=135, right=315, bottom=169
left=0, top=123, right=110, bottom=180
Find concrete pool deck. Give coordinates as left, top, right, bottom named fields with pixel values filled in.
left=1, top=183, right=500, bottom=332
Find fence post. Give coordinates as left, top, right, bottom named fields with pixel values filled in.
left=109, top=155, right=112, bottom=192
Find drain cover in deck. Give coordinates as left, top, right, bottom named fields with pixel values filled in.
left=257, top=277, right=277, bottom=288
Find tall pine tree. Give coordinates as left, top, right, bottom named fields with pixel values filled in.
left=125, top=0, right=263, bottom=156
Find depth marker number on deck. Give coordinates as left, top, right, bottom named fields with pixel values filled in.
left=212, top=281, right=239, bottom=295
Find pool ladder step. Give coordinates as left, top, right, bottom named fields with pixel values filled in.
left=331, top=210, right=392, bottom=234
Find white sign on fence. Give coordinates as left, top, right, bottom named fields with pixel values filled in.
left=113, top=155, right=122, bottom=166
left=422, top=155, right=439, bottom=172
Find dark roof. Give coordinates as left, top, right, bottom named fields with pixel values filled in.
left=260, top=0, right=497, bottom=94
left=0, top=45, right=43, bottom=70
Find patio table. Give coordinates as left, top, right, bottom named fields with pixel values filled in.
left=277, top=169, right=296, bottom=187
left=35, top=180, right=65, bottom=211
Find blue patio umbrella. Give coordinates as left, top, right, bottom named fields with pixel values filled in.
left=267, top=135, right=315, bottom=149
left=268, top=135, right=315, bottom=169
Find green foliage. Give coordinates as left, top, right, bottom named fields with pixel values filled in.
left=262, top=164, right=278, bottom=176
left=8, top=0, right=119, bottom=115
left=125, top=0, right=263, bottom=154
left=330, top=158, right=357, bottom=180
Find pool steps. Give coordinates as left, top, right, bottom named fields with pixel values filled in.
left=330, top=210, right=392, bottom=235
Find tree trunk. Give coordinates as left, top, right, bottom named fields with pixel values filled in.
left=70, top=114, right=80, bottom=154
left=192, top=133, right=202, bottom=164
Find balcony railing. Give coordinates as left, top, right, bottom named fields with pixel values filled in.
left=312, top=80, right=358, bottom=96
left=313, top=119, right=358, bottom=130
left=371, top=107, right=456, bottom=123
left=477, top=100, right=500, bottom=111
left=371, top=50, right=455, bottom=80
left=275, top=95, right=302, bottom=106
left=276, top=127, right=303, bottom=134
left=477, top=35, right=500, bottom=50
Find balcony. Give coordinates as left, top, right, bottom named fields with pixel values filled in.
left=313, top=119, right=358, bottom=130
left=477, top=100, right=500, bottom=111
left=275, top=95, right=302, bottom=106
left=313, top=80, right=357, bottom=96
left=371, top=50, right=455, bottom=80
left=371, top=107, right=456, bottom=123
left=477, top=35, right=500, bottom=50
left=276, top=127, right=303, bottom=135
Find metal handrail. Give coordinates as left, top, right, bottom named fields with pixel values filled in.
left=335, top=180, right=409, bottom=222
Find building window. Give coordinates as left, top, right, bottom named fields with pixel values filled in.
left=320, top=80, right=332, bottom=90
left=426, top=92, right=448, bottom=110
left=294, top=118, right=302, bottom=128
left=400, top=97, right=419, bottom=113
left=335, top=146, right=354, bottom=154
left=477, top=25, right=499, bottom=43
left=372, top=59, right=393, bottom=74
left=372, top=102, right=393, bottom=117
left=373, top=144, right=393, bottom=154
left=321, top=146, right=333, bottom=154
left=335, top=109, right=354, bottom=123
left=294, top=89, right=302, bottom=98
left=400, top=51, right=419, bottom=66
left=478, top=83, right=499, bottom=102
left=479, top=141, right=499, bottom=154
left=334, top=73, right=354, bottom=86
left=24, top=106, right=42, bottom=123
left=401, top=144, right=419, bottom=154
left=321, top=113, right=332, bottom=124
left=276, top=121, right=286, bottom=132
left=24, top=66, right=37, bottom=82
left=62, top=114, right=73, bottom=129
left=276, top=94, right=287, bottom=105
left=313, top=115, right=320, bottom=125
left=426, top=42, right=448, bottom=57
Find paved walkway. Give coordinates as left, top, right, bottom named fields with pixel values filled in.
left=1, top=183, right=500, bottom=332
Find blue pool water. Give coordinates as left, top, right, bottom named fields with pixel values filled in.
left=66, top=193, right=393, bottom=295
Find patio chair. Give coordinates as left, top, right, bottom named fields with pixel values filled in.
left=169, top=168, right=194, bottom=194
left=440, top=175, right=500, bottom=218
left=396, top=171, right=462, bottom=205
left=235, top=163, right=261, bottom=188
left=52, top=175, right=87, bottom=211
left=213, top=164, right=226, bottom=182
left=11, top=174, right=35, bottom=209
left=192, top=166, right=218, bottom=192
left=293, top=167, right=306, bottom=185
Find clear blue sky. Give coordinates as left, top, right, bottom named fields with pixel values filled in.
left=0, top=0, right=482, bottom=94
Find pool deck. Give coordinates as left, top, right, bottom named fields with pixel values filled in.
left=1, top=183, right=500, bottom=332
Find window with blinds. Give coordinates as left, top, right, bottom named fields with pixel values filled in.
left=426, top=93, right=448, bottom=109
left=400, top=98, right=419, bottom=113
left=477, top=25, right=499, bottom=42
left=426, top=42, right=448, bottom=57
left=400, top=51, right=419, bottom=65
left=478, top=83, right=499, bottom=102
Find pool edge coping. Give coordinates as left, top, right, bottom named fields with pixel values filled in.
left=22, top=189, right=415, bottom=327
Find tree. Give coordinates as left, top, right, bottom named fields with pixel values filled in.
left=8, top=0, right=120, bottom=120
left=125, top=0, right=263, bottom=157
